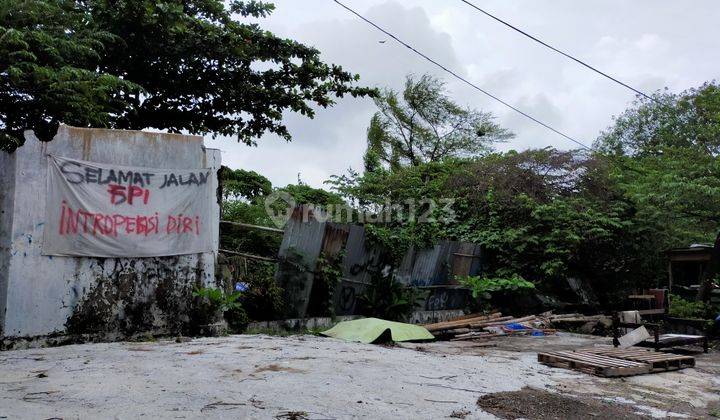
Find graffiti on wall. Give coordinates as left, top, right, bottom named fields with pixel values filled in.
left=43, top=155, right=214, bottom=257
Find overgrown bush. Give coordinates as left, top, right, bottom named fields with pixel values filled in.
left=669, top=294, right=715, bottom=319
left=236, top=260, right=284, bottom=321
left=357, top=272, right=423, bottom=321
left=306, top=252, right=345, bottom=317
left=192, top=287, right=248, bottom=333
left=458, top=274, right=535, bottom=299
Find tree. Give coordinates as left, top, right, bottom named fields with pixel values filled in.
left=364, top=74, right=513, bottom=171
left=1, top=0, right=374, bottom=151
left=0, top=0, right=140, bottom=149
left=331, top=148, right=651, bottom=306
left=597, top=82, right=720, bottom=301
left=219, top=166, right=272, bottom=201
left=279, top=183, right=346, bottom=209
left=596, top=82, right=720, bottom=157
left=443, top=149, right=651, bottom=297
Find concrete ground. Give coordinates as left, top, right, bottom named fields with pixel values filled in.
left=0, top=333, right=718, bottom=419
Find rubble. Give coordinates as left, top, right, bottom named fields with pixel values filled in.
left=423, top=311, right=611, bottom=341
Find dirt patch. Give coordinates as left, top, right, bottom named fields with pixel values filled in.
left=275, top=410, right=308, bottom=419
left=476, top=387, right=647, bottom=419
left=449, top=409, right=471, bottom=418
left=254, top=364, right=306, bottom=374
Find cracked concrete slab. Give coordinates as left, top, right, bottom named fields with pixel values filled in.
left=0, top=333, right=717, bottom=419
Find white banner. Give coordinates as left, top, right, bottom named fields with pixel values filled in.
left=43, top=155, right=214, bottom=257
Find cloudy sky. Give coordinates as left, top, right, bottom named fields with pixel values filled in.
left=205, top=0, right=720, bottom=188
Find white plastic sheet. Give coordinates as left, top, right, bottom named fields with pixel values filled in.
left=43, top=155, right=214, bottom=257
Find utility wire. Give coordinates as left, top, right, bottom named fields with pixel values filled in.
left=458, top=0, right=655, bottom=102
left=332, top=0, right=592, bottom=150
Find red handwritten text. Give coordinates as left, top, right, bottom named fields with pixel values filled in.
left=59, top=201, right=160, bottom=237
left=107, top=184, right=150, bottom=205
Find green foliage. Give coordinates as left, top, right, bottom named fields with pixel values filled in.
left=192, top=287, right=243, bottom=313
left=307, top=252, right=345, bottom=317
left=219, top=167, right=280, bottom=257
left=236, top=260, right=284, bottom=322
left=219, top=166, right=272, bottom=201
left=1, top=0, right=374, bottom=151
left=365, top=73, right=513, bottom=169
left=596, top=83, right=720, bottom=157
left=280, top=183, right=346, bottom=209
left=668, top=295, right=715, bottom=319
left=0, top=0, right=141, bottom=149
left=220, top=198, right=280, bottom=258
left=596, top=83, right=720, bottom=300
left=357, top=272, right=422, bottom=321
left=612, top=150, right=720, bottom=258
left=458, top=274, right=535, bottom=299
left=596, top=83, right=720, bottom=246
left=328, top=82, right=720, bottom=310
left=192, top=286, right=247, bottom=331
left=330, top=159, right=460, bottom=263
left=332, top=146, right=657, bottom=306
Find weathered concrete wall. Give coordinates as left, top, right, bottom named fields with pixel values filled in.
left=0, top=125, right=220, bottom=342
left=0, top=150, right=16, bottom=337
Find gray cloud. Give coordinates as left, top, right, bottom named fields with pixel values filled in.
left=207, top=0, right=720, bottom=188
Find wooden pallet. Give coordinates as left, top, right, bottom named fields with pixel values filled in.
left=579, top=346, right=695, bottom=372
left=538, top=350, right=651, bottom=377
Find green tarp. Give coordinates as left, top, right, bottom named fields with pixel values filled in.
left=321, top=318, right=435, bottom=344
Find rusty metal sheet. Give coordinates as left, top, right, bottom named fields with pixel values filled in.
left=334, top=225, right=384, bottom=316
left=320, top=223, right=350, bottom=260
left=450, top=242, right=482, bottom=283
left=396, top=241, right=481, bottom=287
left=274, top=206, right=326, bottom=318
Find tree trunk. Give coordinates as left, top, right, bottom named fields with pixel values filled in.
left=697, top=230, right=720, bottom=302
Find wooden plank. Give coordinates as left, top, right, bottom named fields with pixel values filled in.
left=538, top=352, right=651, bottom=377
left=447, top=312, right=502, bottom=322
left=220, top=220, right=285, bottom=233
left=470, top=315, right=536, bottom=328
left=580, top=347, right=695, bottom=372
left=219, top=248, right=278, bottom=262
left=425, top=314, right=510, bottom=332
left=636, top=309, right=667, bottom=316
left=552, top=351, right=642, bottom=368
left=442, top=312, right=502, bottom=325
left=555, top=354, right=649, bottom=377
left=546, top=351, right=642, bottom=368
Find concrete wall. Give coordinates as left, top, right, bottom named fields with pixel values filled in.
left=0, top=125, right=221, bottom=342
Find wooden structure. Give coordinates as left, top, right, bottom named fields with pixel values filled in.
left=538, top=346, right=696, bottom=377
left=581, top=346, right=695, bottom=372
left=538, top=350, right=651, bottom=377
left=612, top=313, right=709, bottom=353
left=665, top=245, right=713, bottom=300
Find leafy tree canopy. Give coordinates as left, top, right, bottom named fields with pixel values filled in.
left=597, top=83, right=720, bottom=246
left=363, top=73, right=513, bottom=171
left=596, top=82, right=720, bottom=157
left=279, top=183, right=346, bottom=209
left=1, top=0, right=374, bottom=151
left=331, top=147, right=656, bottom=305
left=219, top=166, right=272, bottom=201
left=597, top=83, right=720, bottom=301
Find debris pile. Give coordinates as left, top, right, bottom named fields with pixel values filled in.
left=423, top=311, right=612, bottom=341
left=423, top=312, right=554, bottom=341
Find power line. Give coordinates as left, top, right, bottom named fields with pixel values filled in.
left=458, top=0, right=655, bottom=102
left=332, top=0, right=592, bottom=151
